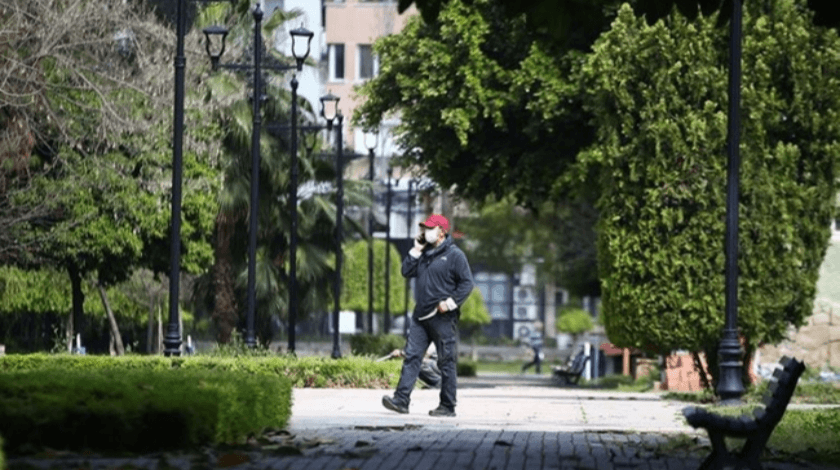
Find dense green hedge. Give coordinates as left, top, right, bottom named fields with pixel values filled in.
left=0, top=434, right=4, bottom=469
left=457, top=360, right=478, bottom=377
left=0, top=353, right=401, bottom=389
left=0, top=367, right=291, bottom=453
left=349, top=334, right=407, bottom=357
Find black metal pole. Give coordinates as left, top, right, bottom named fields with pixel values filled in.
left=288, top=75, right=299, bottom=354
left=244, top=4, right=263, bottom=350
left=164, top=0, right=186, bottom=357
left=368, top=148, right=375, bottom=334
left=404, top=179, right=413, bottom=338
left=384, top=167, right=392, bottom=334
left=717, top=0, right=745, bottom=404
left=332, top=115, right=344, bottom=359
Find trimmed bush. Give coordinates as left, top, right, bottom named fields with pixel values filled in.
left=1, top=434, right=4, bottom=469
left=349, top=334, right=406, bottom=357
left=0, top=353, right=401, bottom=389
left=0, top=367, right=291, bottom=453
left=457, top=360, right=478, bottom=377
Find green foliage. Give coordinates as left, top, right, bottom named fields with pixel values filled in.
left=556, top=308, right=593, bottom=335
left=460, top=288, right=491, bottom=329
left=354, top=0, right=602, bottom=294
left=349, top=334, right=406, bottom=357
left=0, top=353, right=402, bottom=389
left=354, top=0, right=592, bottom=210
left=341, top=239, right=408, bottom=313
left=0, top=434, right=4, bottom=469
left=0, top=367, right=292, bottom=453
left=396, top=0, right=840, bottom=43
left=579, top=2, right=840, bottom=362
left=457, top=360, right=478, bottom=377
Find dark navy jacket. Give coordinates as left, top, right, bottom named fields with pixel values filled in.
left=401, top=235, right=474, bottom=321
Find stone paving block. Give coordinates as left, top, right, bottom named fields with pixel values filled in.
left=411, top=450, right=444, bottom=470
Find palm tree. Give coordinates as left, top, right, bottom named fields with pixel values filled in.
left=197, top=0, right=369, bottom=345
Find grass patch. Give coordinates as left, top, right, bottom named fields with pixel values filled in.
left=580, top=373, right=655, bottom=392
left=664, top=380, right=840, bottom=404
left=0, top=367, right=291, bottom=454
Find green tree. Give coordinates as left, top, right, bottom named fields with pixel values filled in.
left=1, top=0, right=221, bottom=353
left=197, top=0, right=369, bottom=345
left=579, top=2, right=840, bottom=388
left=459, top=287, right=491, bottom=359
left=354, top=0, right=592, bottom=210
left=457, top=195, right=600, bottom=296
left=556, top=307, right=593, bottom=350
left=340, top=239, right=408, bottom=315
left=354, top=0, right=601, bottom=294
left=394, top=0, right=840, bottom=41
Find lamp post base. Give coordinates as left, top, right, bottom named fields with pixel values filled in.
left=716, top=329, right=744, bottom=405
left=163, top=326, right=182, bottom=357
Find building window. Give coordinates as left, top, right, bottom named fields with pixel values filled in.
left=358, top=44, right=378, bottom=80
left=328, top=43, right=345, bottom=81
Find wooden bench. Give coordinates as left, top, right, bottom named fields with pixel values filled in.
left=682, top=356, right=805, bottom=470
left=552, top=351, right=590, bottom=385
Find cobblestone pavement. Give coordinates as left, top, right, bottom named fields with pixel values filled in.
left=6, top=374, right=839, bottom=470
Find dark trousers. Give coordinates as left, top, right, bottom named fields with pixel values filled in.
left=394, top=311, right=459, bottom=410
left=522, top=347, right=542, bottom=374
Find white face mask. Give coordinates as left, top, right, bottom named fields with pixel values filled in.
left=424, top=227, right=440, bottom=244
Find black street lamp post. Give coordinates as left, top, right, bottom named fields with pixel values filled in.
left=331, top=110, right=344, bottom=359
left=164, top=0, right=189, bottom=357
left=384, top=166, right=393, bottom=334
left=404, top=178, right=414, bottom=337
left=717, top=0, right=745, bottom=404
left=267, top=94, right=340, bottom=355
left=203, top=5, right=312, bottom=349
left=364, top=131, right=378, bottom=334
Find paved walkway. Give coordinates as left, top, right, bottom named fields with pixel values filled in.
left=6, top=374, right=839, bottom=470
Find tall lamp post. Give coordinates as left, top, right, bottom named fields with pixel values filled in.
left=364, top=130, right=378, bottom=334
left=164, top=0, right=189, bottom=357
left=404, top=178, right=415, bottom=338
left=384, top=166, right=393, bottom=334
left=203, top=5, right=313, bottom=349
left=717, top=0, right=745, bottom=404
left=328, top=104, right=344, bottom=359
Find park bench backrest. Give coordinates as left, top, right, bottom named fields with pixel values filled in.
left=569, top=352, right=588, bottom=374
left=752, top=356, right=805, bottom=428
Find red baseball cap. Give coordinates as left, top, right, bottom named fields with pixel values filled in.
left=419, top=214, right=450, bottom=232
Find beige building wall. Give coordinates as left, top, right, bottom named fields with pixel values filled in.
left=324, top=0, right=416, bottom=151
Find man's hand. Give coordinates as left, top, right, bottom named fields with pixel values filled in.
left=437, top=300, right=449, bottom=313
left=414, top=234, right=427, bottom=252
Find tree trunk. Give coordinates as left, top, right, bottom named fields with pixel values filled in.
left=692, top=350, right=713, bottom=391
left=66, top=308, right=74, bottom=353
left=147, top=302, right=155, bottom=354
left=157, top=306, right=163, bottom=354
left=98, top=283, right=125, bottom=356
left=67, top=261, right=85, bottom=350
left=212, top=213, right=238, bottom=343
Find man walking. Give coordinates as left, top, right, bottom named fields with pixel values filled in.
left=382, top=214, right=474, bottom=417
left=521, top=321, right=544, bottom=374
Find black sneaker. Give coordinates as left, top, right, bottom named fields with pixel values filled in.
left=382, top=395, right=409, bottom=414
left=428, top=405, right=456, bottom=417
